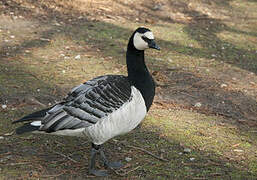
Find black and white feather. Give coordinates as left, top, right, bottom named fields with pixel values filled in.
left=14, top=75, right=147, bottom=145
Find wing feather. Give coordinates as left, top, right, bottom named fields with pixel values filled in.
left=37, top=75, right=132, bottom=133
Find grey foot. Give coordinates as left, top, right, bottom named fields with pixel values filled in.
left=105, top=161, right=123, bottom=169
left=89, top=169, right=108, bottom=177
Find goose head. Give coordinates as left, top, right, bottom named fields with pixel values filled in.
left=132, top=27, right=160, bottom=51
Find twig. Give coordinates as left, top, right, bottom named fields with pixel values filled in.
left=7, top=162, right=31, bottom=166
left=1, top=131, right=14, bottom=136
left=180, top=91, right=197, bottom=98
left=192, top=177, right=207, bottom=180
left=0, top=152, right=11, bottom=158
left=41, top=173, right=64, bottom=178
left=183, top=162, right=221, bottom=167
left=191, top=173, right=222, bottom=180
left=52, top=150, right=78, bottom=163
left=120, top=142, right=169, bottom=162
left=208, top=173, right=222, bottom=177
left=27, top=72, right=41, bottom=81
left=111, top=166, right=141, bottom=176
left=249, top=130, right=257, bottom=133
left=27, top=97, right=47, bottom=107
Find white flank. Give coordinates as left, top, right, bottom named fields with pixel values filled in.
left=133, top=32, right=148, bottom=50
left=83, top=86, right=147, bottom=145
left=31, top=121, right=41, bottom=126
left=32, top=128, right=86, bottom=137
left=49, top=128, right=86, bottom=137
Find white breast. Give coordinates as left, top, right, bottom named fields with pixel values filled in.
left=83, top=86, right=147, bottom=145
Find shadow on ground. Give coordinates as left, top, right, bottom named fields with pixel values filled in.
left=0, top=125, right=255, bottom=179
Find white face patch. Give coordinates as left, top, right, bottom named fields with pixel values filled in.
left=144, top=31, right=154, bottom=40
left=133, top=31, right=154, bottom=50
left=133, top=32, right=148, bottom=50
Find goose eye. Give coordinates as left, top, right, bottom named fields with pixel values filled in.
left=142, top=36, right=151, bottom=43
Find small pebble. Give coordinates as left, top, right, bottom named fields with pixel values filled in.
left=153, top=4, right=162, bottom=11
left=54, top=22, right=61, bottom=26
left=178, top=152, right=183, bottom=155
left=62, top=70, right=66, bottom=73
left=190, top=157, right=195, bottom=161
left=117, top=147, right=122, bottom=151
left=194, top=102, right=202, bottom=108
left=220, top=83, right=228, bottom=88
left=183, top=148, right=191, bottom=153
left=234, top=149, right=243, bottom=152
left=160, top=149, right=165, bottom=153
left=125, top=157, right=132, bottom=162
left=40, top=38, right=50, bottom=42
left=1, top=104, right=7, bottom=109
left=0, top=136, right=4, bottom=140
left=168, top=58, right=173, bottom=63
left=10, top=35, right=15, bottom=39
left=75, top=55, right=81, bottom=60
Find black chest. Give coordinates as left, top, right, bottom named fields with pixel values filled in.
left=133, top=74, right=155, bottom=111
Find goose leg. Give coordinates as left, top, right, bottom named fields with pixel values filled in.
left=89, top=144, right=108, bottom=176
left=99, top=146, right=123, bottom=169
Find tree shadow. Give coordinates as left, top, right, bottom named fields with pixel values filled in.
left=183, top=12, right=257, bottom=73
left=157, top=70, right=257, bottom=127
left=0, top=125, right=255, bottom=179
left=114, top=0, right=257, bottom=73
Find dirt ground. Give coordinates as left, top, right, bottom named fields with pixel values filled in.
left=0, top=0, right=257, bottom=179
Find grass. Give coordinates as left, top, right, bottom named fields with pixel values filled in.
left=0, top=0, right=257, bottom=179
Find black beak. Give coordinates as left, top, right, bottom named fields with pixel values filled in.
left=148, top=39, right=160, bottom=50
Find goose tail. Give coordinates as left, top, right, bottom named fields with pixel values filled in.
left=13, top=107, right=51, bottom=134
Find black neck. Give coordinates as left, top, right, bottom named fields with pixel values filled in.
left=126, top=49, right=148, bottom=80
left=126, top=37, right=155, bottom=111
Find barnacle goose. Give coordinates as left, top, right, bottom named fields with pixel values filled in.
left=13, top=27, right=160, bottom=176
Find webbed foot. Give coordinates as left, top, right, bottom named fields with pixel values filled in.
left=105, top=161, right=123, bottom=169
left=89, top=169, right=108, bottom=177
